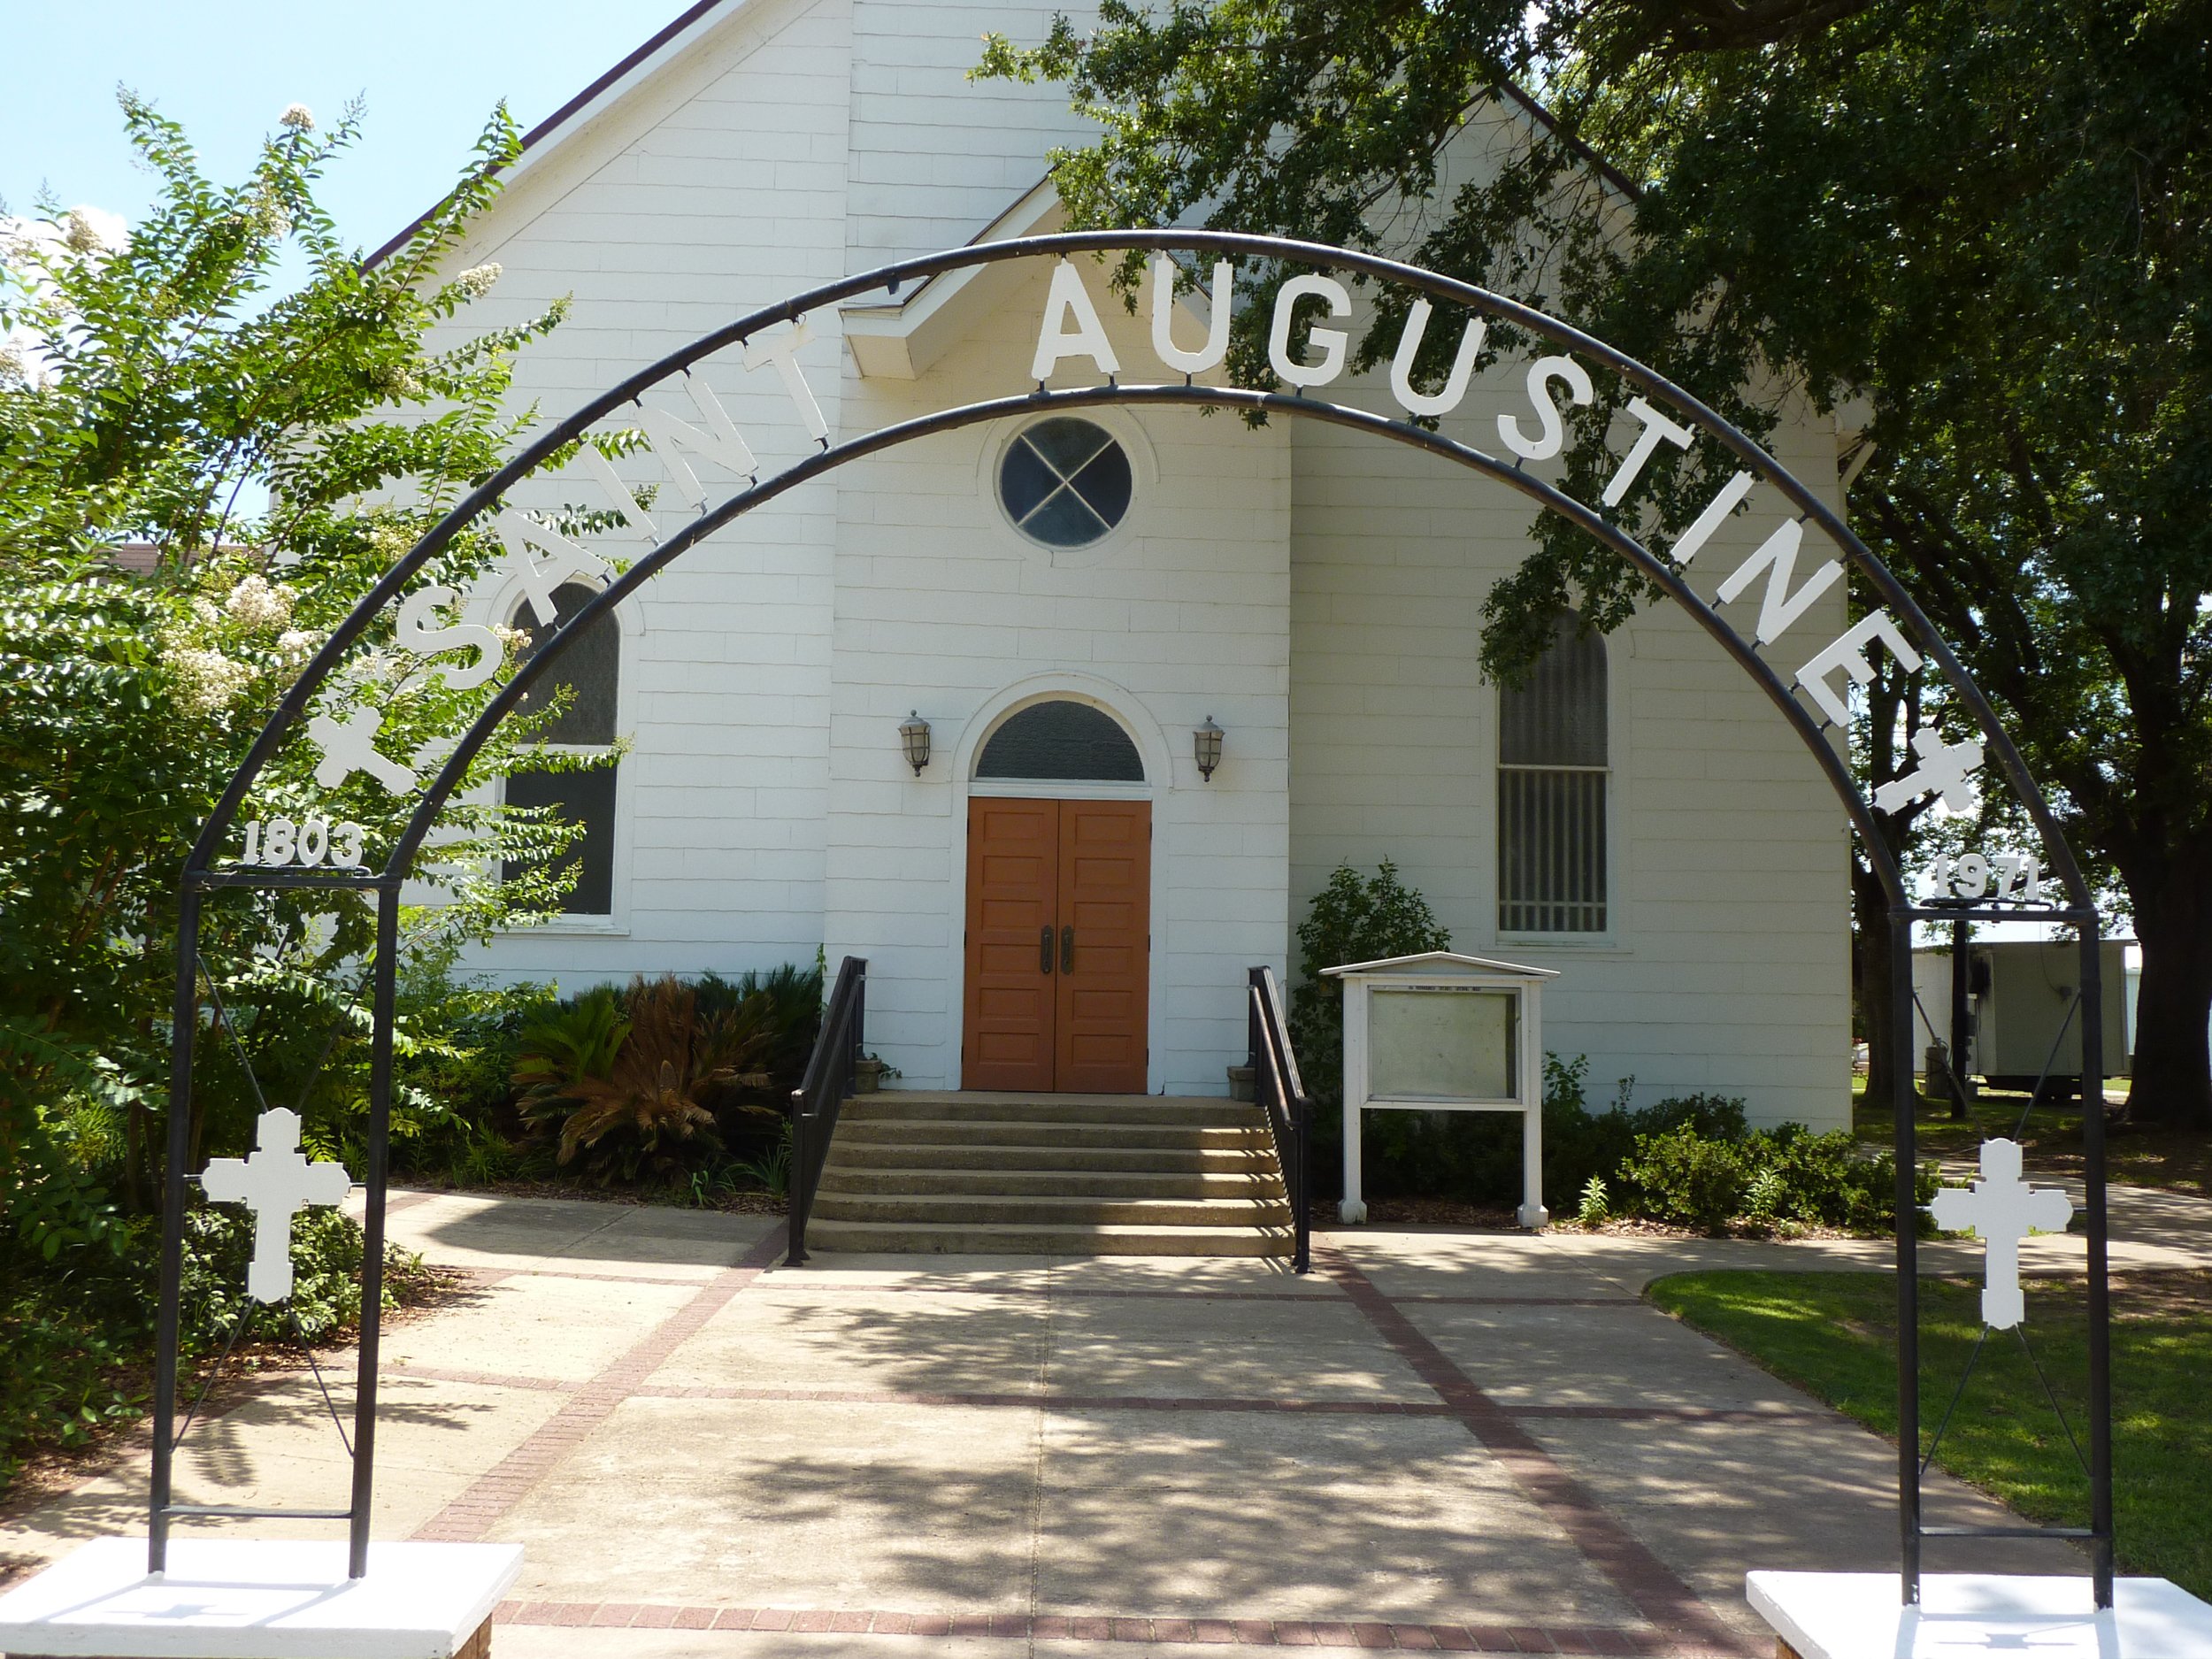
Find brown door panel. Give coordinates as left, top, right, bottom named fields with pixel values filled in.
left=963, top=799, right=1059, bottom=1091
left=1053, top=800, right=1150, bottom=1094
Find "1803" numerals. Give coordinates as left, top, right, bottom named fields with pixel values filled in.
left=240, top=818, right=366, bottom=870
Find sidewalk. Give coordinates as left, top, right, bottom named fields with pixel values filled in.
left=4, top=1188, right=2165, bottom=1659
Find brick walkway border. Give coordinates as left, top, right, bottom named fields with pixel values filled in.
left=410, top=1223, right=788, bottom=1543
left=392, top=1220, right=1761, bottom=1657
left=384, top=1363, right=1832, bottom=1426
left=493, top=1598, right=1678, bottom=1654
left=1317, top=1247, right=1755, bottom=1659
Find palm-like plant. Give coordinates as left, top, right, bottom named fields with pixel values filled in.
left=516, top=976, right=777, bottom=1186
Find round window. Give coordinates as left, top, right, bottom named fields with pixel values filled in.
left=997, top=417, right=1133, bottom=547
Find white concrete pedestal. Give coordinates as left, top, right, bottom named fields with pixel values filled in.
left=0, top=1539, right=522, bottom=1658
left=1747, top=1571, right=2212, bottom=1658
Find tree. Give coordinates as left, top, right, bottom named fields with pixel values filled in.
left=980, top=0, right=2212, bottom=1125
left=0, top=92, right=611, bottom=1233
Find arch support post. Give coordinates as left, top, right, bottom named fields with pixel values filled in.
left=348, top=884, right=400, bottom=1578
left=148, top=887, right=203, bottom=1576
left=2080, top=922, right=2114, bottom=1608
left=1890, top=908, right=1923, bottom=1604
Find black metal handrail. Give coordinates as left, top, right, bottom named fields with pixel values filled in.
left=1247, top=965, right=1312, bottom=1274
left=787, top=955, right=866, bottom=1266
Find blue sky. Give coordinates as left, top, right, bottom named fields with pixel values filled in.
left=3, top=2, right=677, bottom=251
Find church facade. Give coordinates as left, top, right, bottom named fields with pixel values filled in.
left=426, top=0, right=1859, bottom=1127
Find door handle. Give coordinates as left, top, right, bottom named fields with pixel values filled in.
left=1061, top=925, right=1075, bottom=974
left=1041, top=926, right=1055, bottom=974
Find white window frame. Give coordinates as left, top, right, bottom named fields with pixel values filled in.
left=479, top=574, right=637, bottom=938
left=1494, top=614, right=1619, bottom=949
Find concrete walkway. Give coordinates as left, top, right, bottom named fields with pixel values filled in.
left=7, top=1187, right=2185, bottom=1659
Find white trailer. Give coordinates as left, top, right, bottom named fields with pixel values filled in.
left=1910, top=939, right=2131, bottom=1096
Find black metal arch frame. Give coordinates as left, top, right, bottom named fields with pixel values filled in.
left=153, top=230, right=2110, bottom=1607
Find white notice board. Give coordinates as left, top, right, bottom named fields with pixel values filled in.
left=1322, top=952, right=1558, bottom=1230
left=1367, top=987, right=1517, bottom=1102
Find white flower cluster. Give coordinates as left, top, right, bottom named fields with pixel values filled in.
left=457, top=263, right=503, bottom=299
left=280, top=104, right=315, bottom=131
left=163, top=646, right=254, bottom=716
left=225, top=573, right=296, bottom=631
left=368, top=362, right=425, bottom=400
left=275, top=628, right=326, bottom=668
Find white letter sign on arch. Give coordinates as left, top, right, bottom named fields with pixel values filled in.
left=1022, top=257, right=1988, bottom=824
left=277, top=243, right=1997, bottom=863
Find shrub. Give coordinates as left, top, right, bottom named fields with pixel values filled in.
left=1616, top=1118, right=1937, bottom=1235
left=1620, top=1124, right=1753, bottom=1233
left=2, top=1202, right=426, bottom=1493
left=516, top=975, right=787, bottom=1187
left=1289, top=860, right=1451, bottom=1111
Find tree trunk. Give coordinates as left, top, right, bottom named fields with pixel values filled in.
left=2123, top=846, right=2212, bottom=1128
left=1854, top=854, right=1902, bottom=1109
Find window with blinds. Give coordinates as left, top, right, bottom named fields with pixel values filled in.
left=502, top=581, right=620, bottom=916
left=1498, top=611, right=1608, bottom=934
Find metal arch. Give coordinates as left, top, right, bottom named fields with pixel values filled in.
left=178, top=228, right=2091, bottom=914
left=157, top=231, right=2111, bottom=1609
left=387, top=382, right=1896, bottom=890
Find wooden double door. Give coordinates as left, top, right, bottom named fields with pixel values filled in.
left=963, top=797, right=1150, bottom=1094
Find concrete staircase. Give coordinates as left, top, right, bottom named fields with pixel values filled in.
left=805, top=1091, right=1292, bottom=1256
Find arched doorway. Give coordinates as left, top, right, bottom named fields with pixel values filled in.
left=964, top=698, right=1150, bottom=1092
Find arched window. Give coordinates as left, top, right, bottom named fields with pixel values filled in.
left=502, top=581, right=620, bottom=916
left=976, top=700, right=1144, bottom=782
left=1497, top=611, right=1608, bottom=934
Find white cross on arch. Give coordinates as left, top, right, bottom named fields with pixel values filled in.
left=198, top=1107, right=354, bottom=1304
left=1926, top=1137, right=2073, bottom=1329
left=1871, top=726, right=1985, bottom=816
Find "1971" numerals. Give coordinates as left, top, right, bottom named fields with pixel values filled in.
left=1924, top=851, right=2041, bottom=903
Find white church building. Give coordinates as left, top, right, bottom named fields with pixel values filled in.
left=426, top=0, right=1859, bottom=1127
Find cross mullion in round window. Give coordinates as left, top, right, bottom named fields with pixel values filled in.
left=999, top=417, right=1133, bottom=548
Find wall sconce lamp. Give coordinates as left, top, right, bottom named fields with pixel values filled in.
left=898, top=710, right=932, bottom=775
left=1194, top=716, right=1224, bottom=782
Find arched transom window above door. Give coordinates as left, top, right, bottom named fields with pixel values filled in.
left=976, top=700, right=1145, bottom=783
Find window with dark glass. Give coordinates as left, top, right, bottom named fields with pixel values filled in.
left=502, top=581, right=619, bottom=915
left=998, top=417, right=1133, bottom=548
left=1497, top=611, right=1608, bottom=934
left=976, top=700, right=1144, bottom=782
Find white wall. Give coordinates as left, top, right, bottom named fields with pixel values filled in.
left=426, top=0, right=1855, bottom=1126
left=424, top=0, right=854, bottom=991
left=1286, top=313, right=1854, bottom=1130
left=846, top=0, right=1100, bottom=265
left=825, top=257, right=1293, bottom=1094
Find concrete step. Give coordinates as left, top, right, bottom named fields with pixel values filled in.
left=827, top=1140, right=1276, bottom=1175
left=810, top=1192, right=1290, bottom=1229
left=803, top=1217, right=1294, bottom=1258
left=817, top=1165, right=1286, bottom=1200
left=835, top=1118, right=1269, bottom=1152
left=842, top=1092, right=1259, bottom=1128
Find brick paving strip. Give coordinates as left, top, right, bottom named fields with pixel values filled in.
left=409, top=1222, right=789, bottom=1543
left=1315, top=1246, right=1755, bottom=1659
left=491, top=1599, right=1670, bottom=1653
left=759, top=1282, right=1641, bottom=1308
left=381, top=1363, right=1832, bottom=1425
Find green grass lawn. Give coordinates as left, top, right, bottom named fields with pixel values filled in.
left=1647, top=1269, right=2210, bottom=1600
left=1851, top=1085, right=2212, bottom=1197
